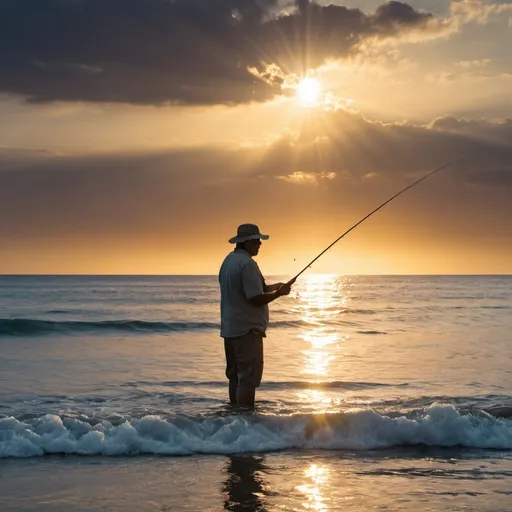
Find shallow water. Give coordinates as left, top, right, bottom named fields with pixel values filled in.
left=0, top=275, right=511, bottom=510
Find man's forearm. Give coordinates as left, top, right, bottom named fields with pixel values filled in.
left=265, top=282, right=283, bottom=292
left=249, top=290, right=282, bottom=306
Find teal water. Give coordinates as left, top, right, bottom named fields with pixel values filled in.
left=0, top=275, right=511, bottom=510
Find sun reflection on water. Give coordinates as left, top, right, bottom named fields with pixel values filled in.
left=296, top=463, right=330, bottom=511
left=296, top=389, right=332, bottom=408
left=293, top=274, right=349, bottom=411
left=294, top=274, right=347, bottom=376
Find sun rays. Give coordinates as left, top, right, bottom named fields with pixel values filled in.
left=297, top=77, right=321, bottom=106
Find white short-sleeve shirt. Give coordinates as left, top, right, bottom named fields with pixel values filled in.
left=219, top=249, right=269, bottom=338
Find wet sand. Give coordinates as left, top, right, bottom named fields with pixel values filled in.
left=1, top=449, right=511, bottom=511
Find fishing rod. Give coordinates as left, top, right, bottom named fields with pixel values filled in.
left=290, top=157, right=464, bottom=281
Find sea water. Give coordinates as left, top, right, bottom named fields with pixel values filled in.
left=0, top=275, right=511, bottom=511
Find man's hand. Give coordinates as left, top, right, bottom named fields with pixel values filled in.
left=250, top=277, right=297, bottom=306
left=277, top=277, right=296, bottom=296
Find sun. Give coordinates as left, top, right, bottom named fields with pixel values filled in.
left=297, top=78, right=321, bottom=106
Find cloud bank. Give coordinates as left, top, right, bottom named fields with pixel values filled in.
left=0, top=0, right=448, bottom=105
left=1, top=108, right=511, bottom=243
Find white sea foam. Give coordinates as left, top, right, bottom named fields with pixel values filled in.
left=1, top=404, right=511, bottom=458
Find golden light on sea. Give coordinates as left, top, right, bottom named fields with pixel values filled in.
left=295, top=274, right=345, bottom=378
left=296, top=463, right=330, bottom=511
left=293, top=274, right=349, bottom=412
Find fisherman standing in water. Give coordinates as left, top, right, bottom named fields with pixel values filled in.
left=219, top=224, right=295, bottom=409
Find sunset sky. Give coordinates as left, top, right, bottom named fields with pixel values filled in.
left=1, top=0, right=511, bottom=275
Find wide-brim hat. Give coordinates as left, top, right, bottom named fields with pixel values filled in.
left=229, top=223, right=270, bottom=244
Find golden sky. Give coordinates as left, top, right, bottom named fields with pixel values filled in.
left=0, top=0, right=511, bottom=275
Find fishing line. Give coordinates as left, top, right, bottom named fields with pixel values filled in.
left=291, top=157, right=464, bottom=281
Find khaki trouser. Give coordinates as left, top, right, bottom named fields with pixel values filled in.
left=224, top=330, right=264, bottom=388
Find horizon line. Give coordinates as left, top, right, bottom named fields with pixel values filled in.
left=1, top=273, right=511, bottom=277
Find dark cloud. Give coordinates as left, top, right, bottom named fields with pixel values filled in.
left=467, top=169, right=512, bottom=187
left=428, top=116, right=512, bottom=145
left=0, top=147, right=244, bottom=238
left=0, top=0, right=435, bottom=105
left=252, top=109, right=512, bottom=187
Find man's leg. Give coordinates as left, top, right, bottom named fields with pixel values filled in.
left=224, top=338, right=238, bottom=406
left=233, top=331, right=264, bottom=410
left=228, top=380, right=238, bottom=406
left=236, top=386, right=256, bottom=409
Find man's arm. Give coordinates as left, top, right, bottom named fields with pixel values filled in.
left=265, top=277, right=297, bottom=292
left=265, top=282, right=284, bottom=292
left=249, top=279, right=295, bottom=306
left=249, top=288, right=285, bottom=306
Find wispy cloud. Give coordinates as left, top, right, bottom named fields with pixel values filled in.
left=427, top=69, right=512, bottom=85
left=454, top=58, right=491, bottom=69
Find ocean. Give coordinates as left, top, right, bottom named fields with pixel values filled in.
left=0, top=274, right=511, bottom=511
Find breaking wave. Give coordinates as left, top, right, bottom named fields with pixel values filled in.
left=1, top=404, right=511, bottom=458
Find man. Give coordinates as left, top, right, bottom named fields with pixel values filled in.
left=219, top=223, right=295, bottom=409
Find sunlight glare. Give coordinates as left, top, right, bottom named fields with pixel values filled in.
left=294, top=274, right=346, bottom=378
left=296, top=463, right=330, bottom=511
left=297, top=78, right=321, bottom=106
